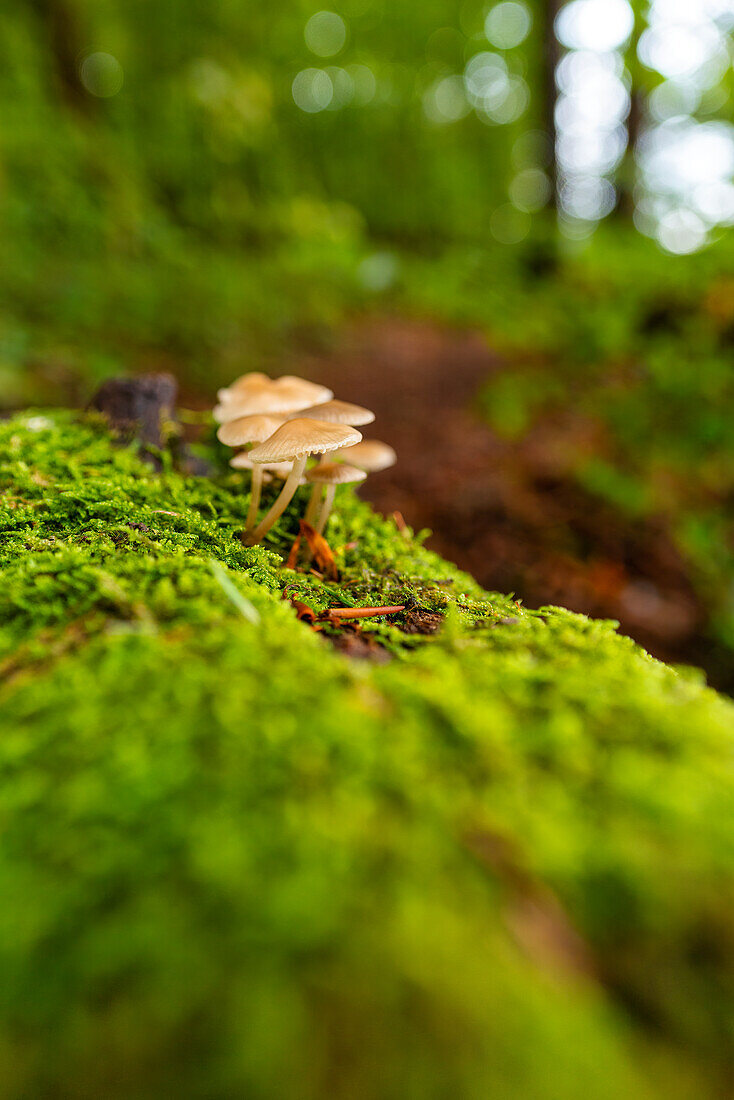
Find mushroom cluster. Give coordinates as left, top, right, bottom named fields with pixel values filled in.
left=215, top=373, right=396, bottom=546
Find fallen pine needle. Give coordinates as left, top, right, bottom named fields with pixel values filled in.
left=289, top=599, right=316, bottom=623
left=323, top=605, right=405, bottom=620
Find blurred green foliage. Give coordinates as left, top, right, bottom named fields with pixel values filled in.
left=0, top=0, right=544, bottom=402
left=433, top=229, right=734, bottom=671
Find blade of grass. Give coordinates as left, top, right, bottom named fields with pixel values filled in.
left=209, top=559, right=261, bottom=624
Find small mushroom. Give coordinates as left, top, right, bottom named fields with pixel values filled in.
left=331, top=439, right=397, bottom=472
left=246, top=419, right=361, bottom=544
left=293, top=400, right=376, bottom=467
left=213, top=386, right=296, bottom=424
left=304, top=462, right=367, bottom=535
left=213, top=375, right=332, bottom=424
left=217, top=415, right=285, bottom=530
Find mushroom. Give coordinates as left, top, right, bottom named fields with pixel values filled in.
left=292, top=399, right=375, bottom=467
left=213, top=381, right=297, bottom=424
left=213, top=375, right=333, bottom=424
left=331, top=439, right=397, bottom=472
left=246, top=419, right=361, bottom=544
left=217, top=415, right=285, bottom=530
left=304, top=462, right=367, bottom=535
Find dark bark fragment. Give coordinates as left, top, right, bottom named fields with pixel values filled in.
left=89, top=373, right=178, bottom=449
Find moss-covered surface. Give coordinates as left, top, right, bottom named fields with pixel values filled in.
left=1, top=411, right=734, bottom=1099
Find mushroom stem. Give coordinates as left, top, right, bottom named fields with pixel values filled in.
left=304, top=483, right=323, bottom=527
left=247, top=455, right=308, bottom=544
left=245, top=464, right=264, bottom=531
left=315, top=484, right=337, bottom=536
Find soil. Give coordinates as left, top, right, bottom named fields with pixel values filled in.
left=289, top=318, right=724, bottom=685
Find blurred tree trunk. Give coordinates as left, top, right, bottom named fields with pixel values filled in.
left=29, top=0, right=90, bottom=112
left=542, top=0, right=562, bottom=210
left=617, top=4, right=645, bottom=218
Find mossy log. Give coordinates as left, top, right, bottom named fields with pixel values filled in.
left=1, top=410, right=733, bottom=1099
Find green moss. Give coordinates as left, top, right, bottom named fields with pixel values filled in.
left=1, top=411, right=734, bottom=1099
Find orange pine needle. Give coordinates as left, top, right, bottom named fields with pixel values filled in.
left=323, top=605, right=405, bottom=620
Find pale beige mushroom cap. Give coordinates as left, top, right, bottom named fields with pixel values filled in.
left=217, top=372, right=271, bottom=403
left=248, top=419, right=362, bottom=464
left=273, top=376, right=333, bottom=407
left=293, top=399, right=375, bottom=427
left=332, top=439, right=396, bottom=472
left=214, top=375, right=333, bottom=422
left=217, top=414, right=284, bottom=448
left=306, top=462, right=367, bottom=485
left=213, top=388, right=305, bottom=423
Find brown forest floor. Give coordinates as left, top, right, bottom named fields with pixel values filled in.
left=288, top=318, right=718, bottom=680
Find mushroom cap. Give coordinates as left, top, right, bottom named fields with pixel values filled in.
left=332, top=439, right=397, bottom=472
left=213, top=388, right=305, bottom=422
left=306, top=462, right=367, bottom=485
left=248, top=419, right=362, bottom=464
left=272, top=376, right=333, bottom=407
left=217, top=414, right=284, bottom=448
left=229, top=453, right=303, bottom=481
left=217, top=372, right=271, bottom=403
left=214, top=375, right=332, bottom=422
left=293, top=399, right=375, bottom=427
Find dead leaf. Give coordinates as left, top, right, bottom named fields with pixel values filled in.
left=300, top=521, right=338, bottom=580
left=286, top=532, right=302, bottom=570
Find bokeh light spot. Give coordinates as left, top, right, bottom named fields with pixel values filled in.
left=484, top=3, right=532, bottom=50
left=560, top=175, right=616, bottom=220
left=656, top=208, right=708, bottom=253
left=423, top=75, right=471, bottom=123
left=345, top=63, right=376, bottom=105
left=357, top=252, right=399, bottom=291
left=639, top=21, right=725, bottom=81
left=556, top=0, right=633, bottom=52
left=509, top=168, right=551, bottom=211
left=477, top=75, right=529, bottom=124
left=292, top=68, right=333, bottom=112
left=79, top=52, right=124, bottom=98
left=305, top=11, right=348, bottom=57
left=693, top=179, right=734, bottom=225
